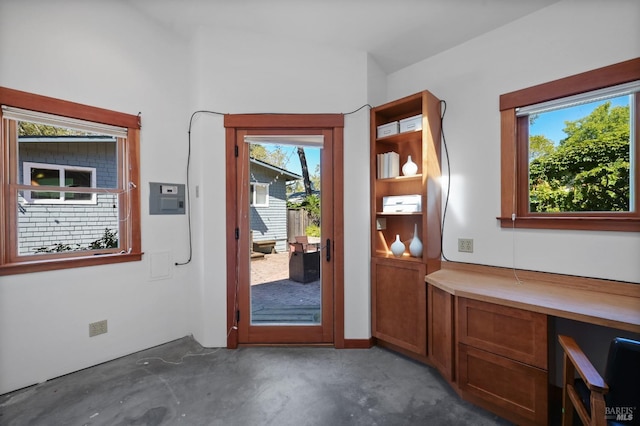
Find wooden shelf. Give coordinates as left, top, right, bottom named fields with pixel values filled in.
left=377, top=174, right=422, bottom=182
left=376, top=130, right=422, bottom=144
left=373, top=252, right=424, bottom=262
left=376, top=211, right=422, bottom=216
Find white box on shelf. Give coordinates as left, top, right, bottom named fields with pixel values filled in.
left=382, top=194, right=422, bottom=213
left=377, top=121, right=399, bottom=138
left=399, top=115, right=422, bottom=133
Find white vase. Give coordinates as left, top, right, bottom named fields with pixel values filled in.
left=390, top=234, right=405, bottom=257
left=402, top=155, right=418, bottom=176
left=409, top=223, right=423, bottom=257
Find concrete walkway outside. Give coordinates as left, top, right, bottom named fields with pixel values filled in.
left=250, top=252, right=320, bottom=323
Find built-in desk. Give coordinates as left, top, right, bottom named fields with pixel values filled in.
left=426, top=263, right=640, bottom=334
left=425, top=262, right=640, bottom=426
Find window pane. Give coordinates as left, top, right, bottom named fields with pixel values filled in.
left=17, top=190, right=120, bottom=255
left=255, top=185, right=268, bottom=206
left=17, top=120, right=118, bottom=190
left=30, top=168, right=60, bottom=200
left=65, top=170, right=93, bottom=201
left=65, top=169, right=91, bottom=187
left=528, top=95, right=632, bottom=213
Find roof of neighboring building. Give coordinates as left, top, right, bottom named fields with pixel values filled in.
left=250, top=157, right=302, bottom=181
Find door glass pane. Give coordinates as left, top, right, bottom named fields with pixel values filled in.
left=248, top=141, right=322, bottom=325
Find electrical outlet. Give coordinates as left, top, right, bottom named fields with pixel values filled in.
left=458, top=238, right=474, bottom=253
left=89, top=320, right=108, bottom=337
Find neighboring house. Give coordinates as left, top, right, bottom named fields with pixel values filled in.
left=17, top=136, right=119, bottom=255
left=250, top=158, right=301, bottom=253
left=287, top=189, right=320, bottom=205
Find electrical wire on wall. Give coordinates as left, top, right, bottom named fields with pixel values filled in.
left=175, top=104, right=373, bottom=268
left=175, top=110, right=226, bottom=266
left=438, top=100, right=452, bottom=262
left=343, top=104, right=372, bottom=115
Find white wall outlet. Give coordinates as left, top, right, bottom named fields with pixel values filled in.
left=458, top=238, right=474, bottom=253
left=89, top=320, right=108, bottom=337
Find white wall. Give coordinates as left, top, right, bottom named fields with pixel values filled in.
left=187, top=27, right=372, bottom=345
left=0, top=1, right=194, bottom=394
left=0, top=2, right=374, bottom=394
left=3, top=0, right=636, bottom=397
left=387, top=0, right=640, bottom=283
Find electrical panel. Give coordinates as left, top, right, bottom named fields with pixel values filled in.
left=149, top=182, right=186, bottom=215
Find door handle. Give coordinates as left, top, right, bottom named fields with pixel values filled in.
left=326, top=238, right=331, bottom=262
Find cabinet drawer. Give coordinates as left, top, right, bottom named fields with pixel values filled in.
left=458, top=344, right=548, bottom=426
left=457, top=298, right=547, bottom=369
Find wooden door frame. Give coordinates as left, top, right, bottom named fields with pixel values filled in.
left=224, top=114, right=344, bottom=349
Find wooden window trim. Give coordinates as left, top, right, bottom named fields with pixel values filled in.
left=499, top=58, right=640, bottom=232
left=0, top=87, right=142, bottom=275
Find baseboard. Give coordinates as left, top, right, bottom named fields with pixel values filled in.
left=343, top=338, right=374, bottom=349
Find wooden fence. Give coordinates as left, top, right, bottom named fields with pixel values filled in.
left=287, top=208, right=310, bottom=242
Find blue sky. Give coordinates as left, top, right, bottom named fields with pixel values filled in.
left=264, top=144, right=321, bottom=176
left=529, top=96, right=628, bottom=145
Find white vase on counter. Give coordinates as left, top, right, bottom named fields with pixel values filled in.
left=390, top=234, right=405, bottom=257
left=402, top=155, right=418, bottom=176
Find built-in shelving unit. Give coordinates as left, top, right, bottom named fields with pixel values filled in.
left=369, top=90, right=442, bottom=356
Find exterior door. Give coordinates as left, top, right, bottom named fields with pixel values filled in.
left=224, top=115, right=344, bottom=346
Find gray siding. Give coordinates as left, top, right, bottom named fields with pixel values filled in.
left=250, top=166, right=289, bottom=253
left=18, top=193, right=119, bottom=254
left=17, top=141, right=120, bottom=254
left=19, top=141, right=117, bottom=187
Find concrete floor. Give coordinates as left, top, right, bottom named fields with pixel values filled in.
left=0, top=336, right=513, bottom=426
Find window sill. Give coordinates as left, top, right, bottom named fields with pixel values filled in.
left=497, top=216, right=640, bottom=232
left=0, top=252, right=143, bottom=276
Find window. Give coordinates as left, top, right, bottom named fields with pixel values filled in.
left=499, top=58, right=640, bottom=232
left=23, top=162, right=97, bottom=204
left=1, top=87, right=142, bottom=275
left=250, top=183, right=269, bottom=207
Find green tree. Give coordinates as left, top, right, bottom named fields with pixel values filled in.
left=249, top=144, right=288, bottom=168
left=311, top=163, right=321, bottom=192
left=19, top=122, right=87, bottom=136
left=529, top=135, right=554, bottom=160
left=529, top=102, right=630, bottom=212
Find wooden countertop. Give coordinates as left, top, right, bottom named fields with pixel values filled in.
left=425, top=263, right=640, bottom=334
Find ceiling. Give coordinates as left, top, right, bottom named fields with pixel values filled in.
left=127, top=0, right=560, bottom=74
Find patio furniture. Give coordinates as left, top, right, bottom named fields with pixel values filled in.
left=294, top=236, right=319, bottom=252
left=253, top=240, right=276, bottom=254
left=289, top=242, right=320, bottom=283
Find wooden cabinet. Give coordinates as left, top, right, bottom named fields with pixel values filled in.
left=428, top=284, right=455, bottom=382
left=372, top=258, right=426, bottom=355
left=370, top=91, right=442, bottom=356
left=457, top=298, right=548, bottom=425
